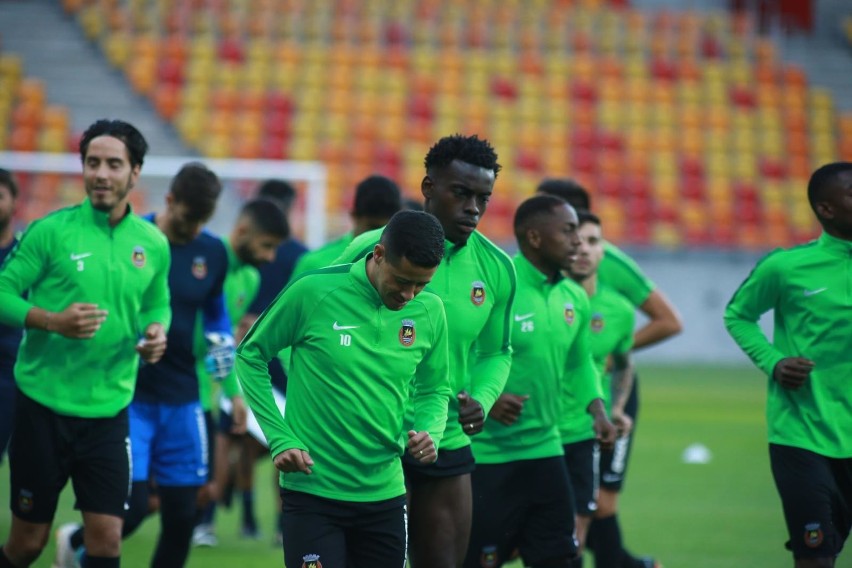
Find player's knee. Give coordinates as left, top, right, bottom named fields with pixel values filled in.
left=84, top=522, right=122, bottom=556
left=5, top=531, right=49, bottom=565
left=594, top=491, right=618, bottom=517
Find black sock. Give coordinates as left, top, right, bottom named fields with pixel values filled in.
left=0, top=547, right=17, bottom=568
left=152, top=485, right=201, bottom=568
left=588, top=515, right=624, bottom=568
left=82, top=555, right=119, bottom=568
left=241, top=490, right=256, bottom=530
left=123, top=481, right=151, bottom=539
left=199, top=501, right=216, bottom=526
left=622, top=552, right=654, bottom=568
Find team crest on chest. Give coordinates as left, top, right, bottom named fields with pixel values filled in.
left=301, top=553, right=322, bottom=568
left=132, top=246, right=146, bottom=268
left=564, top=303, right=575, bottom=325
left=191, top=256, right=207, bottom=279
left=591, top=312, right=605, bottom=332
left=471, top=280, right=486, bottom=306
left=399, top=319, right=416, bottom=347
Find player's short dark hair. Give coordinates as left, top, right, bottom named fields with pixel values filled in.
left=808, top=162, right=852, bottom=221
left=513, top=194, right=569, bottom=243
left=424, top=134, right=501, bottom=178
left=353, top=175, right=402, bottom=218
left=0, top=168, right=19, bottom=199
left=381, top=210, right=445, bottom=268
left=577, top=210, right=601, bottom=226
left=257, top=179, right=297, bottom=210
left=537, top=178, right=591, bottom=211
left=169, top=162, right=222, bottom=221
left=79, top=119, right=149, bottom=168
left=239, top=198, right=290, bottom=239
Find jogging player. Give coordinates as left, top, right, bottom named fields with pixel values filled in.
left=0, top=119, right=171, bottom=568
left=466, top=194, right=615, bottom=568
left=725, top=162, right=852, bottom=568
left=237, top=210, right=452, bottom=567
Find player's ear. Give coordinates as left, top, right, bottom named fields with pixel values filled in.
left=421, top=175, right=433, bottom=200
left=526, top=227, right=541, bottom=248
left=372, top=243, right=385, bottom=264
left=814, top=200, right=833, bottom=221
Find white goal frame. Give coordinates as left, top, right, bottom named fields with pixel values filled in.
left=0, top=152, right=328, bottom=248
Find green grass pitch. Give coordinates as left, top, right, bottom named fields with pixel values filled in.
left=0, top=363, right=808, bottom=567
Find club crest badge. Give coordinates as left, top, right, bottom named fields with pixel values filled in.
left=192, top=256, right=207, bottom=279
left=564, top=303, right=575, bottom=325
left=591, top=312, right=605, bottom=332
left=471, top=280, right=486, bottom=306
left=399, top=319, right=416, bottom=347
left=301, top=554, right=322, bottom=568
left=804, top=523, right=823, bottom=548
left=132, top=246, right=146, bottom=268
left=480, top=545, right=499, bottom=568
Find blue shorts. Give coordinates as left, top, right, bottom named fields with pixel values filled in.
left=129, top=400, right=208, bottom=486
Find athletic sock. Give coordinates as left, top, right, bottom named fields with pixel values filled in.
left=0, top=547, right=16, bottom=568
left=589, top=514, right=624, bottom=568
left=241, top=490, right=257, bottom=531
left=82, top=555, right=119, bottom=568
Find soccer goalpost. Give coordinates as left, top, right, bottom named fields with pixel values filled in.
left=0, top=152, right=330, bottom=248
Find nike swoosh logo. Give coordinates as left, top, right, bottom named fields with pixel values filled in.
left=333, top=322, right=359, bottom=330
left=514, top=313, right=534, bottom=321
left=803, top=287, right=828, bottom=297
left=70, top=252, right=92, bottom=261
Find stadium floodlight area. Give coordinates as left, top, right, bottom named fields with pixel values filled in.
left=0, top=152, right=329, bottom=248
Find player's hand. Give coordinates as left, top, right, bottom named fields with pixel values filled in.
left=273, top=448, right=313, bottom=475
left=773, top=357, right=814, bottom=390
left=457, top=391, right=485, bottom=435
left=136, top=323, right=167, bottom=363
left=53, top=303, right=108, bottom=339
left=610, top=410, right=634, bottom=438
left=593, top=413, right=617, bottom=450
left=230, top=396, right=248, bottom=435
left=204, top=332, right=236, bottom=381
left=488, top=393, right=530, bottom=426
left=407, top=430, right=437, bottom=464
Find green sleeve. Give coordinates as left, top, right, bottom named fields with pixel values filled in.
left=236, top=283, right=306, bottom=458
left=411, top=301, right=452, bottom=449
left=0, top=221, right=47, bottom=326
left=137, top=239, right=172, bottom=332
left=568, top=297, right=604, bottom=410
left=723, top=252, right=786, bottom=377
left=600, top=242, right=655, bottom=308
left=469, top=260, right=517, bottom=416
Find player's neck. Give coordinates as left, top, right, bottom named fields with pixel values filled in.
left=0, top=224, right=12, bottom=248
left=581, top=272, right=598, bottom=296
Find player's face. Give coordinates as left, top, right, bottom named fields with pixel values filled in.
left=371, top=244, right=437, bottom=311
left=0, top=183, right=16, bottom=233
left=83, top=135, right=139, bottom=215
left=536, top=203, right=581, bottom=272
left=818, top=170, right=852, bottom=238
left=422, top=160, right=495, bottom=245
left=570, top=221, right=604, bottom=280
left=162, top=196, right=211, bottom=245
left=235, top=231, right=282, bottom=267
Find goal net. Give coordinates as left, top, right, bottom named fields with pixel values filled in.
left=0, top=152, right=330, bottom=248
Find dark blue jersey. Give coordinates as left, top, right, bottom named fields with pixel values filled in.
left=0, top=237, right=22, bottom=382
left=248, top=238, right=308, bottom=315
left=136, top=215, right=230, bottom=404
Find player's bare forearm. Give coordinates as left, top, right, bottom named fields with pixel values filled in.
left=609, top=354, right=634, bottom=418
left=634, top=289, right=682, bottom=350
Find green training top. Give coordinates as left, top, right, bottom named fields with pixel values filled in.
left=0, top=199, right=171, bottom=417
left=195, top=237, right=258, bottom=409
left=599, top=242, right=655, bottom=308
left=587, top=284, right=635, bottom=412
left=291, top=232, right=353, bottom=278
left=473, top=254, right=601, bottom=463
left=236, top=258, right=451, bottom=502
left=337, top=228, right=516, bottom=451
left=724, top=232, right=852, bottom=459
